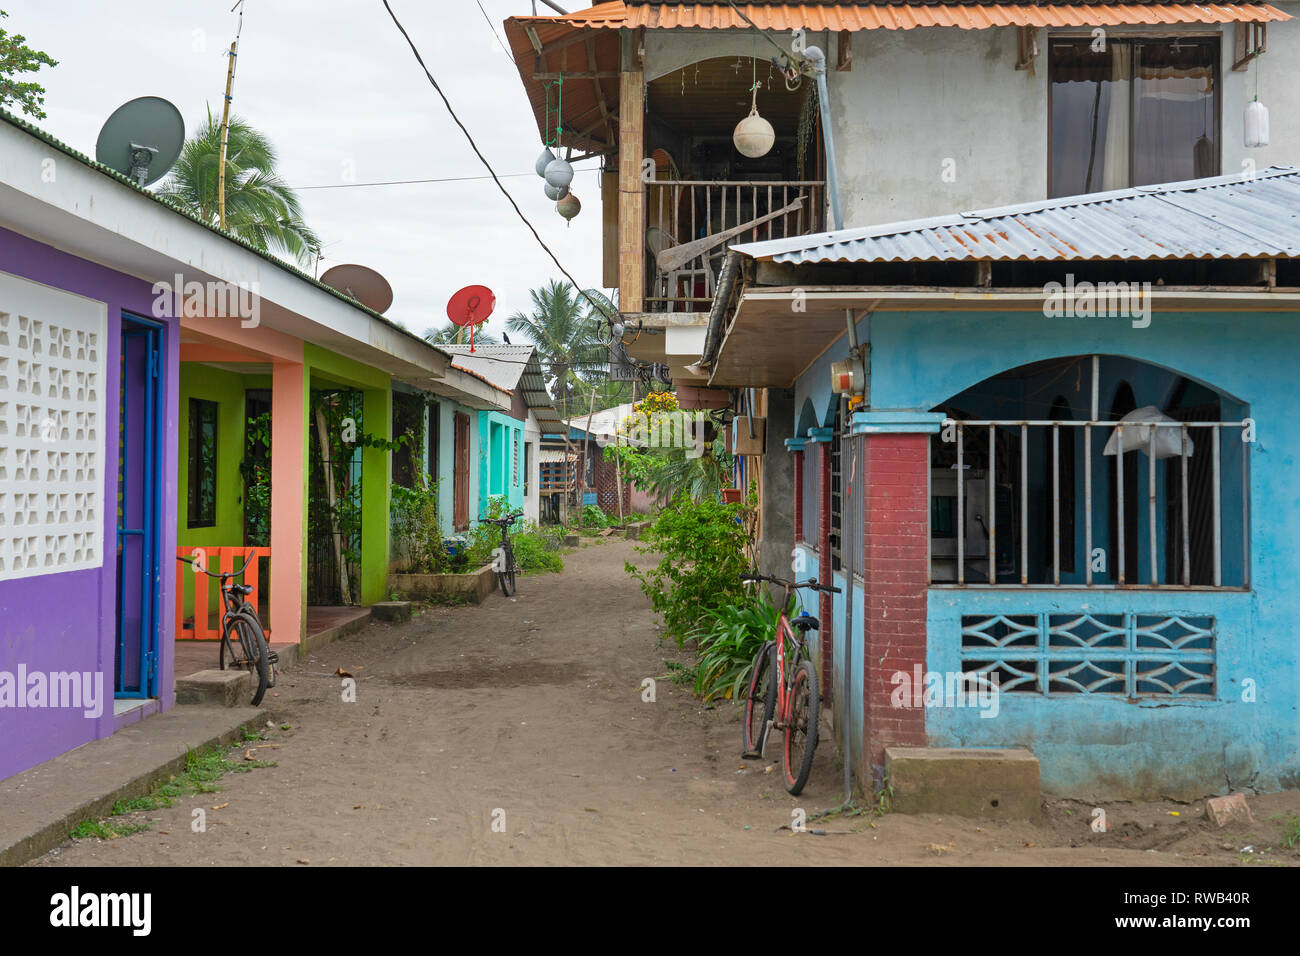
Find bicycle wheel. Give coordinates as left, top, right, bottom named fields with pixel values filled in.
left=498, top=541, right=517, bottom=596
left=237, top=609, right=276, bottom=689
left=219, top=615, right=245, bottom=671
left=783, top=659, right=819, bottom=795
left=234, top=615, right=270, bottom=707
left=742, top=642, right=776, bottom=757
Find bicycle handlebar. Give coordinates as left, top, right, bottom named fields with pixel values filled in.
left=176, top=550, right=256, bottom=579
left=476, top=511, right=524, bottom=526
left=741, top=572, right=841, bottom=594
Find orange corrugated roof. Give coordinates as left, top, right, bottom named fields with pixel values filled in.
left=527, top=1, right=1289, bottom=30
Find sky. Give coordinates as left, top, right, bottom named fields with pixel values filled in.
left=5, top=0, right=606, bottom=342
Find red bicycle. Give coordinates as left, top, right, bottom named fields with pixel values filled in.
left=740, top=572, right=841, bottom=795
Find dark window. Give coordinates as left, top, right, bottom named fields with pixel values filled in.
left=427, top=400, right=441, bottom=486
left=1050, top=37, right=1219, bottom=197
left=392, top=392, right=425, bottom=489
left=187, top=398, right=218, bottom=528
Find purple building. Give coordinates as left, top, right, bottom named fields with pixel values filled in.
left=0, top=220, right=180, bottom=780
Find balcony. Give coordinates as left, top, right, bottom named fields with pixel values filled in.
left=642, top=178, right=826, bottom=314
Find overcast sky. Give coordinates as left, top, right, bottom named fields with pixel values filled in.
left=7, top=0, right=605, bottom=341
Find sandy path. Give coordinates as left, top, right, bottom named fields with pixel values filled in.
left=33, top=538, right=1298, bottom=866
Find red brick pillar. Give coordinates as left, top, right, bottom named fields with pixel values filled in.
left=857, top=415, right=944, bottom=778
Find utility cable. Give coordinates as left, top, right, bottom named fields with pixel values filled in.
left=380, top=0, right=615, bottom=332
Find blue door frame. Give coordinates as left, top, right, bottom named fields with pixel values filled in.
left=115, top=313, right=164, bottom=699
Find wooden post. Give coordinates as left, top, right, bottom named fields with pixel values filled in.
left=218, top=40, right=237, bottom=229
left=618, top=30, right=645, bottom=314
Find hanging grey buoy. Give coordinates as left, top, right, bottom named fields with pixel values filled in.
left=544, top=181, right=569, bottom=201
left=535, top=147, right=557, bottom=177
left=544, top=157, right=574, bottom=190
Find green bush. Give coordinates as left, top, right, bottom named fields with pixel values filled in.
left=581, top=503, right=610, bottom=528
left=391, top=481, right=449, bottom=573
left=626, top=493, right=754, bottom=642
left=686, top=590, right=792, bottom=702
left=512, top=532, right=564, bottom=573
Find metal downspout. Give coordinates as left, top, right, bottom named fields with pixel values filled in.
left=803, top=46, right=843, bottom=231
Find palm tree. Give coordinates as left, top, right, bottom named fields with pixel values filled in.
left=506, top=280, right=613, bottom=420
left=423, top=322, right=499, bottom=346
left=157, top=106, right=322, bottom=267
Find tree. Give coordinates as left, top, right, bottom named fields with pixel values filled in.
left=505, top=280, right=612, bottom=420
left=423, top=322, right=499, bottom=346
left=0, top=10, right=57, bottom=119
left=157, top=107, right=322, bottom=266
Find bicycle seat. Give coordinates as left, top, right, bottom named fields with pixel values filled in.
left=226, top=583, right=253, bottom=597
left=791, top=615, right=819, bottom=632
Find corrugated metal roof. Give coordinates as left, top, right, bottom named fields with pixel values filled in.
left=729, top=166, right=1300, bottom=264
left=442, top=344, right=567, bottom=432
left=519, top=1, right=1289, bottom=31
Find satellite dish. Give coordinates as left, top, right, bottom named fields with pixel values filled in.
left=446, top=285, right=495, bottom=353
left=95, top=96, right=185, bottom=187
left=446, top=285, right=495, bottom=327
left=320, top=264, right=394, bottom=314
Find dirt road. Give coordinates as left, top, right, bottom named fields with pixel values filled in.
left=34, top=538, right=1299, bottom=866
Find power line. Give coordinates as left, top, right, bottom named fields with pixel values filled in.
left=477, top=0, right=516, bottom=65
left=294, top=169, right=597, bottom=190
left=380, top=0, right=615, bottom=333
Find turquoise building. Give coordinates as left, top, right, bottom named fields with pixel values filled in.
left=702, top=168, right=1300, bottom=800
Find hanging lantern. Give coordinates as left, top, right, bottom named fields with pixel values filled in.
left=1245, top=100, right=1270, bottom=148
left=734, top=106, right=775, bottom=158
left=535, top=147, right=556, bottom=177
left=544, top=157, right=574, bottom=190
left=544, top=181, right=569, bottom=201
left=557, top=191, right=581, bottom=223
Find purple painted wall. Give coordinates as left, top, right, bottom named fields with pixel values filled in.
left=0, top=225, right=179, bottom=781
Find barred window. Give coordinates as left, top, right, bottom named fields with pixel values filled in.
left=801, top=443, right=819, bottom=546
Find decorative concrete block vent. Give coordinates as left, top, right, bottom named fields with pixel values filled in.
left=885, top=747, right=1041, bottom=821
left=0, top=279, right=106, bottom=581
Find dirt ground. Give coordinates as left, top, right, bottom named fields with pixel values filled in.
left=33, top=538, right=1300, bottom=866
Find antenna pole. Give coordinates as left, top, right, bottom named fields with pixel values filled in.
left=218, top=1, right=246, bottom=229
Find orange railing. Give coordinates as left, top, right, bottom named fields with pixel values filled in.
left=175, top=545, right=271, bottom=640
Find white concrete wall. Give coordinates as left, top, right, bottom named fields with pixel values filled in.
left=523, top=409, right=541, bottom=526
left=645, top=13, right=1300, bottom=229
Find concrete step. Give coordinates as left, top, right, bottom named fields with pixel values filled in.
left=175, top=668, right=252, bottom=707
left=885, top=746, right=1041, bottom=821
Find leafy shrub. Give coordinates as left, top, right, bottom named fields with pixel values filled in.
left=626, top=493, right=755, bottom=642
left=391, top=481, right=449, bottom=573
left=512, top=532, right=564, bottom=573
left=686, top=590, right=792, bottom=702
left=581, top=503, right=610, bottom=529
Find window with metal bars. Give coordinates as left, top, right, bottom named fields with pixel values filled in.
left=800, top=446, right=819, bottom=546
left=829, top=408, right=843, bottom=572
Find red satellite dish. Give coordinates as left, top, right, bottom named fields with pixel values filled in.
left=446, top=285, right=495, bottom=352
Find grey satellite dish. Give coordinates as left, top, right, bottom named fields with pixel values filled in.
left=95, top=96, right=185, bottom=187
left=320, top=264, right=394, bottom=314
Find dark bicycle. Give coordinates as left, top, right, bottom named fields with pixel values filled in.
left=177, top=550, right=277, bottom=706
left=476, top=510, right=524, bottom=596
left=739, top=572, right=841, bottom=795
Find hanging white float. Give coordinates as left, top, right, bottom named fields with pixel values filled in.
left=544, top=181, right=569, bottom=201
left=734, top=105, right=775, bottom=158
left=544, top=157, right=574, bottom=190
left=535, top=147, right=557, bottom=177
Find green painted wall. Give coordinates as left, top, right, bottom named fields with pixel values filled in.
left=177, top=363, right=248, bottom=619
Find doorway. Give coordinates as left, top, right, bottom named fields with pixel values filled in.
left=116, top=314, right=165, bottom=699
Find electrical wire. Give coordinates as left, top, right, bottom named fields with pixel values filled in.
left=380, top=0, right=615, bottom=333
left=476, top=0, right=515, bottom=65
left=294, top=170, right=596, bottom=190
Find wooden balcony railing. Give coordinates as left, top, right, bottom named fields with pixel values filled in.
left=643, top=180, right=826, bottom=313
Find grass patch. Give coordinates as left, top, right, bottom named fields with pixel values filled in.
left=69, top=730, right=276, bottom=842
left=1275, top=813, right=1300, bottom=850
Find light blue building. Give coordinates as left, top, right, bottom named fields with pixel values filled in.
left=703, top=168, right=1300, bottom=799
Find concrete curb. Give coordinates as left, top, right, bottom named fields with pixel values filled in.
left=0, top=706, right=267, bottom=867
